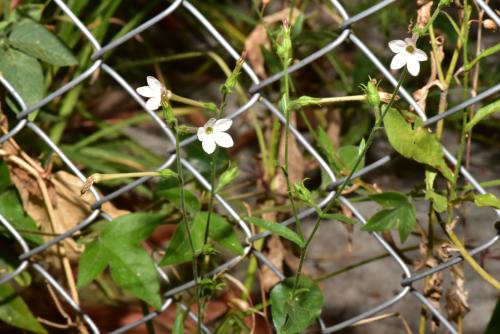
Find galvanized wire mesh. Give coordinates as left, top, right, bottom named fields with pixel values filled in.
left=1, top=0, right=499, bottom=333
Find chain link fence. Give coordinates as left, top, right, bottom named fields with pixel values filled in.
left=1, top=0, right=499, bottom=333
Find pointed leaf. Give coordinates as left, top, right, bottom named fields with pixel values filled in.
left=76, top=213, right=164, bottom=308
left=77, top=240, right=108, bottom=288
left=0, top=284, right=47, bottom=333
left=160, top=218, right=203, bottom=266
left=0, top=48, right=44, bottom=109
left=362, top=192, right=416, bottom=243
left=475, top=193, right=500, bottom=209
left=465, top=99, right=500, bottom=132
left=384, top=108, right=453, bottom=181
left=108, top=244, right=162, bottom=309
left=9, top=19, right=77, bottom=66
left=245, top=217, right=304, bottom=247
left=100, top=212, right=165, bottom=244
left=425, top=190, right=448, bottom=212
left=0, top=190, right=43, bottom=245
left=202, top=212, right=243, bottom=255
left=270, top=276, right=323, bottom=334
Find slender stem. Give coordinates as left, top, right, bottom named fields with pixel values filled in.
left=314, top=245, right=418, bottom=282
left=169, top=92, right=207, bottom=109
left=203, top=148, right=218, bottom=245
left=445, top=227, right=500, bottom=290
left=173, top=127, right=202, bottom=333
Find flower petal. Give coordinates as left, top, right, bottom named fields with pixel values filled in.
left=388, top=40, right=406, bottom=53
left=390, top=52, right=407, bottom=70
left=214, top=118, right=232, bottom=132
left=147, top=76, right=162, bottom=91
left=404, top=37, right=414, bottom=46
left=214, top=132, right=234, bottom=148
left=197, top=127, right=207, bottom=141
left=136, top=86, right=158, bottom=98
left=406, top=57, right=421, bottom=76
left=205, top=118, right=217, bottom=129
left=413, top=48, right=428, bottom=61
left=202, top=137, right=216, bottom=154
left=145, top=97, right=161, bottom=110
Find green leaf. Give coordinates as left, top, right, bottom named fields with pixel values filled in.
left=245, top=217, right=304, bottom=247
left=474, top=193, right=500, bottom=209
left=158, top=188, right=201, bottom=213
left=485, top=297, right=500, bottom=334
left=383, top=108, right=453, bottom=181
left=76, top=240, right=108, bottom=288
left=160, top=218, right=203, bottom=266
left=77, top=213, right=164, bottom=309
left=270, top=276, right=323, bottom=334
left=465, top=99, right=500, bottom=132
left=216, top=165, right=239, bottom=193
left=0, top=190, right=43, bottom=245
left=425, top=190, right=448, bottom=212
left=337, top=145, right=365, bottom=174
left=0, top=48, right=44, bottom=109
left=0, top=162, right=11, bottom=193
left=316, top=127, right=336, bottom=170
left=172, top=304, right=187, bottom=334
left=205, top=213, right=243, bottom=255
left=161, top=212, right=243, bottom=266
left=9, top=19, right=77, bottom=66
left=320, top=213, right=358, bottom=225
left=0, top=283, right=47, bottom=333
left=107, top=243, right=162, bottom=309
left=362, top=192, right=416, bottom=243
left=10, top=4, right=44, bottom=21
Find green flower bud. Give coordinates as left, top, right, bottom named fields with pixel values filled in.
left=158, top=168, right=177, bottom=178
left=216, top=165, right=239, bottom=193
left=362, top=78, right=381, bottom=109
left=293, top=180, right=313, bottom=205
left=291, top=96, right=322, bottom=109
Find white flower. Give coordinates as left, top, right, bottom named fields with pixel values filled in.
left=388, top=35, right=428, bottom=76
left=136, top=76, right=165, bottom=110
left=197, top=118, right=234, bottom=154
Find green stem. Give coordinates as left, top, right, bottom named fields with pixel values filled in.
left=173, top=126, right=202, bottom=333
left=292, top=70, right=408, bottom=290
left=314, top=245, right=418, bottom=282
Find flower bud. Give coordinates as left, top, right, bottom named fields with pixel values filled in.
left=216, top=165, right=239, bottom=193
left=483, top=19, right=497, bottom=31
left=293, top=181, right=313, bottom=205
left=362, top=78, right=381, bottom=108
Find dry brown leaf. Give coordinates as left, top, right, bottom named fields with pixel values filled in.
left=413, top=35, right=444, bottom=112
left=244, top=7, right=299, bottom=79
left=245, top=25, right=270, bottom=79
left=259, top=235, right=285, bottom=292
left=446, top=265, right=470, bottom=323
left=1, top=125, right=128, bottom=259
left=327, top=109, right=342, bottom=149
left=416, top=2, right=433, bottom=29
left=9, top=169, right=129, bottom=259
left=424, top=258, right=443, bottom=332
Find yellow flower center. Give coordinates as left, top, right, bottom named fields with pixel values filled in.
left=406, top=45, right=415, bottom=53
left=206, top=126, right=214, bottom=134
